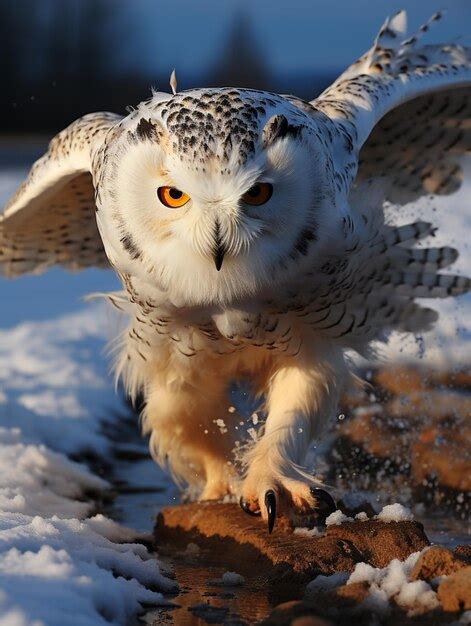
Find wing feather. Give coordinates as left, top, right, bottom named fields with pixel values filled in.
left=0, top=112, right=121, bottom=277
left=312, top=11, right=471, bottom=203
left=300, top=11, right=471, bottom=347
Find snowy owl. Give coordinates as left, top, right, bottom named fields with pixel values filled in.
left=1, top=11, right=470, bottom=532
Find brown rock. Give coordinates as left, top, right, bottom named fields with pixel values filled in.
left=438, top=566, right=471, bottom=612
left=155, top=502, right=429, bottom=594
left=325, top=519, right=429, bottom=568
left=375, top=366, right=428, bottom=395
left=431, top=369, right=471, bottom=391
left=411, top=546, right=469, bottom=582
left=338, top=412, right=410, bottom=462
left=291, top=618, right=332, bottom=626
left=335, top=581, right=371, bottom=604
left=411, top=425, right=471, bottom=492
left=261, top=601, right=332, bottom=626
left=454, top=544, right=471, bottom=563
left=266, top=581, right=378, bottom=625
left=387, top=390, right=471, bottom=421
left=334, top=367, right=470, bottom=509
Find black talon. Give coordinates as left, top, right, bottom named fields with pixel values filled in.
left=239, top=497, right=261, bottom=517
left=310, top=487, right=337, bottom=516
left=264, top=490, right=277, bottom=533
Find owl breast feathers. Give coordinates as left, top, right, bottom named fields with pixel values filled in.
left=1, top=10, right=470, bottom=530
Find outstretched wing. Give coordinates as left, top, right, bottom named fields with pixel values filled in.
left=0, top=111, right=121, bottom=277
left=298, top=12, right=471, bottom=345
left=313, top=10, right=471, bottom=204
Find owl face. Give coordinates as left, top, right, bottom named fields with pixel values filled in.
left=97, top=89, right=331, bottom=306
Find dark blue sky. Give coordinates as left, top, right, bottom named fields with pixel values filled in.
left=112, top=0, right=470, bottom=77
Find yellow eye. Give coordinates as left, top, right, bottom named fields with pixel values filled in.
left=157, top=186, right=190, bottom=208
left=241, top=182, right=273, bottom=206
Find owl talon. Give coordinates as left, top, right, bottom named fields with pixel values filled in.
left=239, top=497, right=261, bottom=517
left=264, top=489, right=277, bottom=533
left=310, top=487, right=337, bottom=517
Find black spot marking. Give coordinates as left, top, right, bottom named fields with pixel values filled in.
left=120, top=234, right=142, bottom=260
left=136, top=118, right=161, bottom=141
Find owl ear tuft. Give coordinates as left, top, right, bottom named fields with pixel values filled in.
left=262, top=114, right=289, bottom=147
left=135, top=117, right=164, bottom=141
left=263, top=113, right=304, bottom=147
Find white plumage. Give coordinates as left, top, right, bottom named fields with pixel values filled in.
left=1, top=11, right=470, bottom=529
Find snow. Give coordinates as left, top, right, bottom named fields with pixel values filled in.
left=305, top=572, right=349, bottom=595
left=0, top=168, right=179, bottom=625
left=325, top=510, right=353, bottom=526
left=376, top=503, right=414, bottom=523
left=307, top=550, right=441, bottom=618
left=347, top=551, right=439, bottom=617
left=293, top=526, right=324, bottom=537
left=0, top=304, right=175, bottom=625
left=214, top=571, right=245, bottom=587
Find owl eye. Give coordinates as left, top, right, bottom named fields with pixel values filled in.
left=241, top=182, right=273, bottom=206
left=157, top=186, right=190, bottom=208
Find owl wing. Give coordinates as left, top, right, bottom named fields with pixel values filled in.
left=312, top=10, right=471, bottom=204
left=0, top=112, right=121, bottom=277
left=295, top=12, right=471, bottom=347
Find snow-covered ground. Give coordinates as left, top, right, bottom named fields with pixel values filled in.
left=0, top=169, right=176, bottom=625
left=0, top=153, right=469, bottom=625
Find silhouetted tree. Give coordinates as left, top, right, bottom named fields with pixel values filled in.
left=209, top=11, right=273, bottom=90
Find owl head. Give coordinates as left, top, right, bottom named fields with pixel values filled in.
left=96, top=88, right=336, bottom=307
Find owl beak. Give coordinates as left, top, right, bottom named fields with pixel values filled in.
left=213, top=219, right=226, bottom=271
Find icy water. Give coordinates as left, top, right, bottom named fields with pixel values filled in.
left=109, top=416, right=277, bottom=625
left=143, top=561, right=273, bottom=626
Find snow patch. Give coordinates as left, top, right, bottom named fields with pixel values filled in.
left=210, top=571, right=245, bottom=587
left=0, top=306, right=174, bottom=625
left=305, top=572, right=349, bottom=595
left=325, top=510, right=353, bottom=526
left=347, top=551, right=439, bottom=617
left=376, top=503, right=414, bottom=522
left=293, top=526, right=324, bottom=538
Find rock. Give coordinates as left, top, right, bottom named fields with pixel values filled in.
left=325, top=518, right=428, bottom=568
left=454, top=544, right=471, bottom=562
left=261, top=601, right=333, bottom=626
left=291, top=618, right=331, bottom=626
left=335, top=581, right=370, bottom=604
left=291, top=618, right=332, bottom=626
left=411, top=546, right=469, bottom=582
left=437, top=566, right=471, bottom=612
left=155, top=502, right=429, bottom=596
left=387, top=390, right=471, bottom=421
left=411, top=424, right=471, bottom=493
left=375, top=366, right=428, bottom=395
left=332, top=366, right=470, bottom=515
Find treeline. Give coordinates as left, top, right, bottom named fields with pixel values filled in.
left=0, top=1, right=334, bottom=133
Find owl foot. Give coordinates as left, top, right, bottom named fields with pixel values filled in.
left=239, top=474, right=336, bottom=533
left=199, top=469, right=239, bottom=501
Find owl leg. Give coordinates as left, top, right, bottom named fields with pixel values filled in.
left=239, top=341, right=347, bottom=531
left=144, top=373, right=239, bottom=500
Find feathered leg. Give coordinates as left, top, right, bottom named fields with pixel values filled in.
left=239, top=338, right=347, bottom=531
left=143, top=365, right=239, bottom=500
